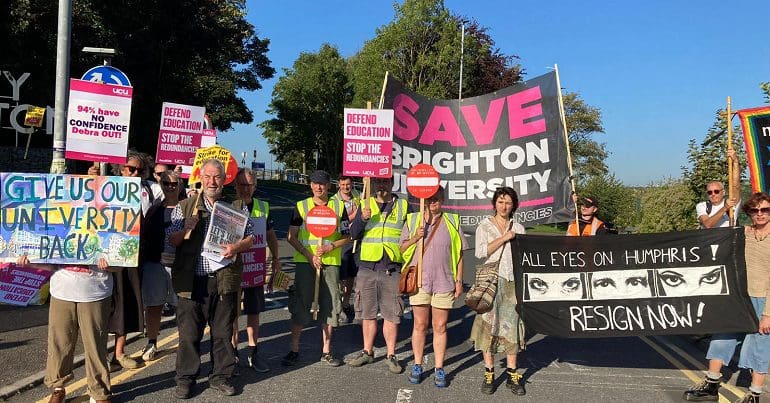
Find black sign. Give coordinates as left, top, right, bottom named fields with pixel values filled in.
left=513, top=228, right=758, bottom=337
left=382, top=72, right=573, bottom=231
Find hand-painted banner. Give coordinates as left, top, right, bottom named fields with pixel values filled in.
left=156, top=102, right=206, bottom=176
left=382, top=72, right=573, bottom=230
left=241, top=217, right=267, bottom=288
left=65, top=79, right=133, bottom=164
left=0, top=262, right=52, bottom=306
left=343, top=108, right=394, bottom=178
left=512, top=228, right=757, bottom=337
left=738, top=106, right=770, bottom=193
left=0, top=173, right=142, bottom=267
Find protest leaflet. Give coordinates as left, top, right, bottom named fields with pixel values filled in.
left=65, top=79, right=133, bottom=163
left=201, top=201, right=248, bottom=270
left=0, top=173, right=142, bottom=266
left=241, top=217, right=267, bottom=288
left=343, top=108, right=394, bottom=178
left=382, top=71, right=573, bottom=230
left=512, top=228, right=757, bottom=337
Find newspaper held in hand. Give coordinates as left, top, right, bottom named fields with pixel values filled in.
left=200, top=201, right=248, bottom=271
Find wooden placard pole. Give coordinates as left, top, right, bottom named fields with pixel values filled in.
left=554, top=64, right=579, bottom=225
left=312, top=237, right=322, bottom=320
left=183, top=190, right=203, bottom=239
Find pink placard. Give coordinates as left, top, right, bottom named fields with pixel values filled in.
left=342, top=139, right=393, bottom=178
left=240, top=246, right=266, bottom=288
left=156, top=102, right=206, bottom=166
left=0, top=263, right=53, bottom=306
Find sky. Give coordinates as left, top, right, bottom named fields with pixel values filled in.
left=217, top=0, right=770, bottom=186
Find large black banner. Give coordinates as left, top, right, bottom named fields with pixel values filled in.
left=382, top=72, right=573, bottom=231
left=512, top=228, right=758, bottom=337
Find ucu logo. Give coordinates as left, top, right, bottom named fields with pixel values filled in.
left=112, top=88, right=129, bottom=96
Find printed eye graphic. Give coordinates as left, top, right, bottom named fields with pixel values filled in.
left=529, top=278, right=548, bottom=294
left=699, top=268, right=723, bottom=286
left=625, top=276, right=648, bottom=288
left=561, top=277, right=581, bottom=293
left=658, top=271, right=685, bottom=287
left=592, top=277, right=616, bottom=289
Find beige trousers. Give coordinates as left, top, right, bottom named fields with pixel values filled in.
left=45, top=296, right=112, bottom=400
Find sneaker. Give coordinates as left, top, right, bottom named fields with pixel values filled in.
left=348, top=351, right=374, bottom=367
left=735, top=393, right=760, bottom=403
left=320, top=352, right=343, bottom=367
left=684, top=378, right=721, bottom=401
left=408, top=364, right=423, bottom=384
left=481, top=369, right=495, bottom=395
left=434, top=367, right=447, bottom=388
left=247, top=352, right=270, bottom=373
left=48, top=387, right=65, bottom=403
left=281, top=351, right=299, bottom=366
left=141, top=343, right=158, bottom=362
left=505, top=369, right=525, bottom=395
left=385, top=354, right=403, bottom=374
left=116, top=354, right=141, bottom=369
left=173, top=384, right=192, bottom=399
left=210, top=380, right=236, bottom=396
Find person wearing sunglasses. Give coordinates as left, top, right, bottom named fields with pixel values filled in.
left=138, top=170, right=180, bottom=363
left=696, top=149, right=740, bottom=229
left=684, top=192, right=770, bottom=403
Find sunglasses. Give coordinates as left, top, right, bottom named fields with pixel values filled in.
left=748, top=207, right=770, bottom=215
left=124, top=165, right=140, bottom=174
left=154, top=171, right=165, bottom=176
left=706, top=189, right=722, bottom=195
left=162, top=181, right=179, bottom=187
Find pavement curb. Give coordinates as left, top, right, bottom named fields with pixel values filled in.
left=0, top=315, right=174, bottom=400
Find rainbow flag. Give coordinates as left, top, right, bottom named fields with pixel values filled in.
left=737, top=106, right=770, bottom=193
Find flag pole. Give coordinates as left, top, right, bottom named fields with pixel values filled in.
left=727, top=96, right=735, bottom=226
left=458, top=23, right=465, bottom=102
left=554, top=64, right=579, bottom=225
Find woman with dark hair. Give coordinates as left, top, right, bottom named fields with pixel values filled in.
left=684, top=192, right=770, bottom=403
left=469, top=186, right=527, bottom=395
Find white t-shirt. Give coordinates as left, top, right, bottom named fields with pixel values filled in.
left=49, top=265, right=114, bottom=302
left=696, top=200, right=736, bottom=228
left=141, top=181, right=165, bottom=216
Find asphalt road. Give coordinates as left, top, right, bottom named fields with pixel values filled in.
left=0, top=185, right=761, bottom=402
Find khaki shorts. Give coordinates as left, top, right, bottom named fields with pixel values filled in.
left=288, top=263, right=341, bottom=327
left=409, top=289, right=455, bottom=309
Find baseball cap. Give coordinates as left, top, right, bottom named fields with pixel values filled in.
left=580, top=196, right=598, bottom=208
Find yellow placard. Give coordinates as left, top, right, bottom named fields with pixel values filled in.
left=188, top=145, right=233, bottom=185
left=24, top=106, right=46, bottom=127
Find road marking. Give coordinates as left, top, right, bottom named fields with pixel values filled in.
left=36, top=330, right=186, bottom=403
left=651, top=336, right=746, bottom=400
left=639, top=336, right=730, bottom=403
left=395, top=388, right=413, bottom=403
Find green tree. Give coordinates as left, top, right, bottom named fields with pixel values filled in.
left=578, top=173, right=636, bottom=230
left=1, top=0, right=274, bottom=152
left=682, top=110, right=745, bottom=198
left=349, top=0, right=523, bottom=106
left=563, top=92, right=607, bottom=183
left=261, top=44, right=353, bottom=174
left=637, top=178, right=698, bottom=233
left=761, top=82, right=770, bottom=103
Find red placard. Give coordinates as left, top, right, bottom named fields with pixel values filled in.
left=406, top=163, right=440, bottom=199
left=305, top=205, right=338, bottom=238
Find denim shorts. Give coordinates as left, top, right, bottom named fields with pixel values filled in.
left=706, top=297, right=770, bottom=373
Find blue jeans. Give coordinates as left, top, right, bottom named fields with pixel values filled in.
left=706, top=297, right=770, bottom=373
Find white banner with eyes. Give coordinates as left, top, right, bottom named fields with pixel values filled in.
left=512, top=228, right=757, bottom=337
